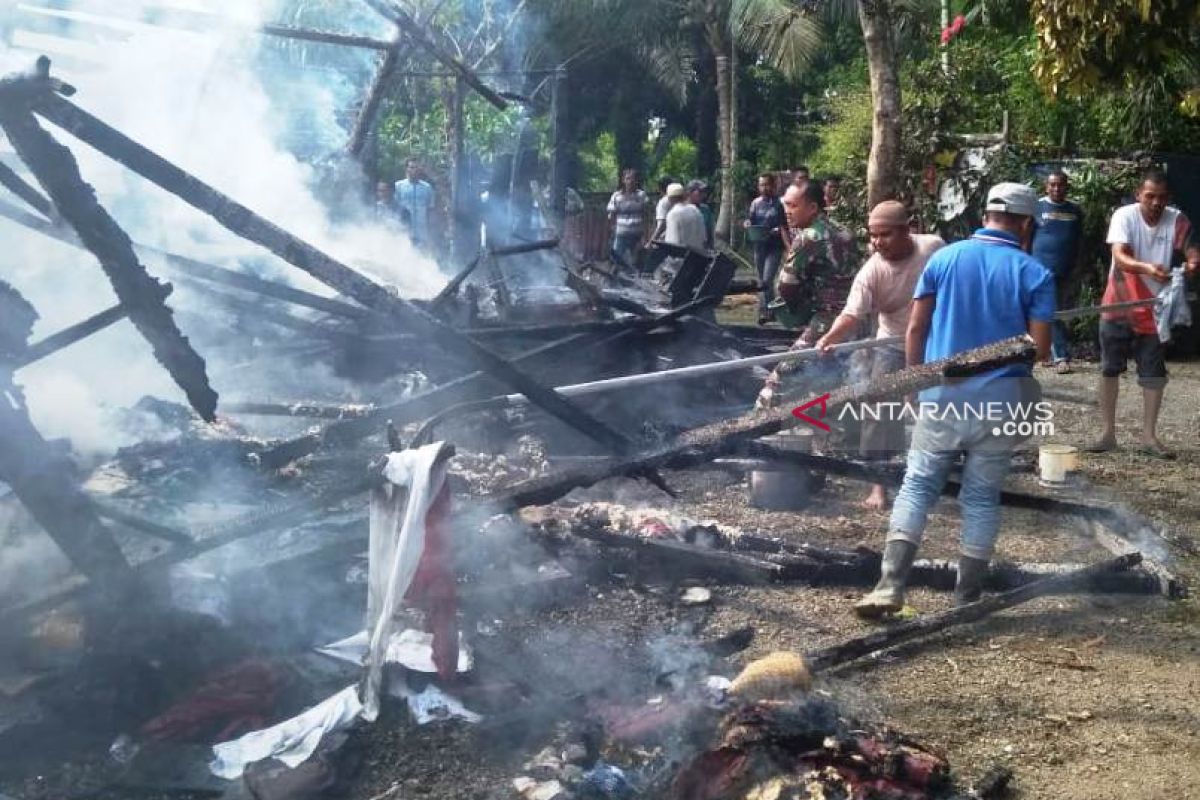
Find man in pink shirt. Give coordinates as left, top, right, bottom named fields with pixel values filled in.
left=815, top=201, right=945, bottom=508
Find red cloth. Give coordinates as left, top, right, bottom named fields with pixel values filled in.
left=140, top=659, right=282, bottom=744
left=404, top=481, right=459, bottom=681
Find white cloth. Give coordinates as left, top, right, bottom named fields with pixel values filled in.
left=317, top=628, right=473, bottom=674
left=1107, top=204, right=1183, bottom=297
left=664, top=203, right=707, bottom=252
left=209, top=685, right=362, bottom=780
left=209, top=443, right=453, bottom=779
left=362, top=443, right=451, bottom=721
left=388, top=683, right=482, bottom=724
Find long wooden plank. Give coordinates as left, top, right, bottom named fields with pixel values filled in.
left=20, top=86, right=634, bottom=453
left=0, top=101, right=218, bottom=421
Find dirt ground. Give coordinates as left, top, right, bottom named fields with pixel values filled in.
left=7, top=327, right=1198, bottom=800
left=344, top=355, right=1200, bottom=800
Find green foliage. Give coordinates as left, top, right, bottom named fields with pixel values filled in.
left=653, top=135, right=700, bottom=186
left=807, top=87, right=873, bottom=178
left=578, top=131, right=620, bottom=192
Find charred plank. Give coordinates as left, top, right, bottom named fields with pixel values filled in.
left=494, top=336, right=1038, bottom=509
left=0, top=104, right=217, bottom=420
left=28, top=87, right=636, bottom=455
left=0, top=158, right=53, bottom=218
left=803, top=553, right=1142, bottom=674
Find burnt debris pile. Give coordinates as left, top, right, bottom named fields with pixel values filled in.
left=0, top=49, right=1185, bottom=800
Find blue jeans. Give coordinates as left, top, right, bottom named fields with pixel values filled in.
left=1051, top=274, right=1071, bottom=363
left=755, top=245, right=782, bottom=315
left=888, top=416, right=1016, bottom=560
left=611, top=232, right=642, bottom=271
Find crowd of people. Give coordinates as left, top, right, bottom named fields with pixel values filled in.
left=606, top=163, right=1198, bottom=616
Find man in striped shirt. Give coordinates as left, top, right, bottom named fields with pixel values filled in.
left=606, top=168, right=648, bottom=271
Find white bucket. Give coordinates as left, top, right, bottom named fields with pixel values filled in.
left=1039, top=444, right=1079, bottom=485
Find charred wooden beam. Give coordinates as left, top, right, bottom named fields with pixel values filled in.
left=25, top=87, right=638, bottom=455
left=0, top=197, right=370, bottom=321
left=1084, top=517, right=1185, bottom=599
left=432, top=238, right=563, bottom=309
left=494, top=335, right=1038, bottom=509
left=571, top=525, right=785, bottom=584
left=16, top=302, right=129, bottom=368
left=0, top=99, right=217, bottom=420
left=361, top=0, right=509, bottom=111
left=255, top=296, right=717, bottom=467
left=803, top=553, right=1143, bottom=674
left=92, top=502, right=194, bottom=547
left=258, top=23, right=393, bottom=51
left=0, top=376, right=134, bottom=591
left=224, top=400, right=376, bottom=420
left=0, top=158, right=53, bottom=218
left=346, top=35, right=403, bottom=157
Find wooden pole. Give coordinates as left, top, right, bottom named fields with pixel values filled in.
left=346, top=36, right=403, bottom=158
left=23, top=85, right=634, bottom=453
left=549, top=66, right=569, bottom=219
left=258, top=23, right=392, bottom=52
left=494, top=335, right=1037, bottom=509
left=0, top=103, right=218, bottom=421
left=361, top=0, right=509, bottom=111
left=804, top=554, right=1143, bottom=674
left=16, top=303, right=129, bottom=368
left=0, top=158, right=53, bottom=218
left=0, top=198, right=370, bottom=320
left=448, top=75, right=468, bottom=261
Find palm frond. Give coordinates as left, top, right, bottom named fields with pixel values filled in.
left=731, top=0, right=823, bottom=80
left=639, top=40, right=698, bottom=104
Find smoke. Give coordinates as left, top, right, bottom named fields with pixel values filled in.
left=0, top=0, right=447, bottom=456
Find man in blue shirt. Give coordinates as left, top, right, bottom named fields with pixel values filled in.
left=1031, top=170, right=1083, bottom=373
left=395, top=159, right=435, bottom=248
left=855, top=183, right=1054, bottom=618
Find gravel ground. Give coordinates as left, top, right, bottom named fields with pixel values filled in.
left=340, top=358, right=1200, bottom=800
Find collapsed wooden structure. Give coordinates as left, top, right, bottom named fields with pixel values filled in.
left=0, top=46, right=1184, bottom=676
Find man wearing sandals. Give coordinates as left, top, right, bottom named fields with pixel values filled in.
left=1089, top=169, right=1197, bottom=459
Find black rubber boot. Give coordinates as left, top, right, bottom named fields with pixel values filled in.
left=854, top=540, right=918, bottom=618
left=953, top=556, right=990, bottom=606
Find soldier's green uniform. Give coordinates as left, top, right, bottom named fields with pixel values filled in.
left=769, top=214, right=857, bottom=331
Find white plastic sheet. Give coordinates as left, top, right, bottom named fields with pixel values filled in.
left=317, top=628, right=473, bottom=674
left=209, top=685, right=362, bottom=780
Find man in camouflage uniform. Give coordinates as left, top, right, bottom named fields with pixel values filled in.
left=771, top=181, right=857, bottom=339
left=757, top=182, right=857, bottom=410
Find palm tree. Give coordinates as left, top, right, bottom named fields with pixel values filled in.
left=733, top=0, right=904, bottom=208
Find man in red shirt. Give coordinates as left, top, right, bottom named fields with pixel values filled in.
left=1089, top=170, right=1195, bottom=458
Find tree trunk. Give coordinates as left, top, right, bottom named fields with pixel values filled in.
left=710, top=24, right=734, bottom=245
left=857, top=0, right=902, bottom=208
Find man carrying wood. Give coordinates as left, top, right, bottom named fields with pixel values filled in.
left=813, top=201, right=945, bottom=510
left=856, top=184, right=1054, bottom=617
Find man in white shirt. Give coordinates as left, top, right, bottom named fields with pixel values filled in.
left=653, top=176, right=677, bottom=239
left=1089, top=169, right=1197, bottom=458
left=814, top=201, right=945, bottom=509
left=394, top=159, right=435, bottom=248
left=663, top=180, right=708, bottom=253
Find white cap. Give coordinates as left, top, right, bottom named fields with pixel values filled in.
left=985, top=182, right=1038, bottom=217
left=666, top=182, right=686, bottom=199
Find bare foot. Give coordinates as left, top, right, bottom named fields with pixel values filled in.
left=861, top=485, right=888, bottom=510
left=1138, top=437, right=1176, bottom=460
left=1084, top=436, right=1117, bottom=453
